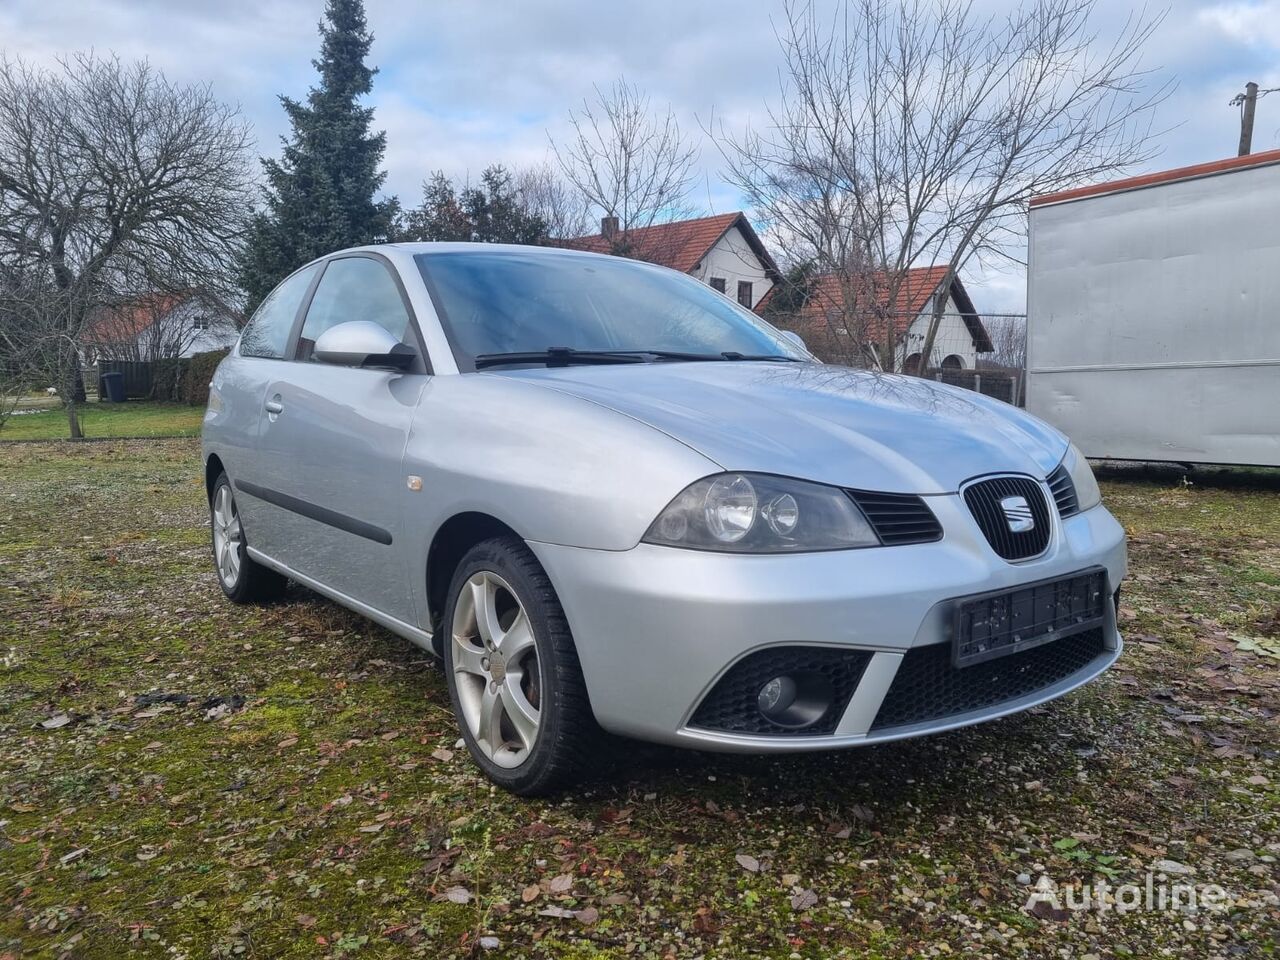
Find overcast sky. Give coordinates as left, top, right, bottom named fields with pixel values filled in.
left=4, top=0, right=1279, bottom=312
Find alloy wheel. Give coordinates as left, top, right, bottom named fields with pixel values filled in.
left=212, top=484, right=243, bottom=589
left=450, top=570, right=542, bottom=768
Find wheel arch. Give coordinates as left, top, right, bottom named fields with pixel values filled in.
left=204, top=453, right=226, bottom=503
left=426, top=512, right=523, bottom=653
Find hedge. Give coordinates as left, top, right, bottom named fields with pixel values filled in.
left=179, top=348, right=231, bottom=406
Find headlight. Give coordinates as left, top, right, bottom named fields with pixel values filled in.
left=1062, top=442, right=1101, bottom=512
left=643, top=473, right=879, bottom=553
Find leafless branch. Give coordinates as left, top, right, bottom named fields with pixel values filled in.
left=552, top=79, right=700, bottom=250
left=718, top=0, right=1170, bottom=371
left=0, top=52, right=253, bottom=435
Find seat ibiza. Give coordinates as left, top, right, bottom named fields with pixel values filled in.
left=203, top=243, right=1126, bottom=795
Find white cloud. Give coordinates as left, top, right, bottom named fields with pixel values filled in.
left=3, top=0, right=1276, bottom=312
left=1198, top=1, right=1280, bottom=49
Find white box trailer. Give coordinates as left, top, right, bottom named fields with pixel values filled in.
left=1026, top=149, right=1280, bottom=467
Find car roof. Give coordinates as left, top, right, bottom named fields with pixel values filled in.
left=329, top=241, right=669, bottom=265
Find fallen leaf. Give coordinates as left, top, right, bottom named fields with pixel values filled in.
left=40, top=714, right=71, bottom=730
left=520, top=885, right=540, bottom=903
left=430, top=748, right=454, bottom=762
left=445, top=886, right=471, bottom=904
left=575, top=907, right=599, bottom=925
left=1029, top=899, right=1071, bottom=921
left=548, top=874, right=573, bottom=893
left=537, top=906, right=575, bottom=919
left=735, top=854, right=760, bottom=873
left=790, top=889, right=819, bottom=911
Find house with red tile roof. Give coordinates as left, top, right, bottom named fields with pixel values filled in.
left=83, top=291, right=240, bottom=364
left=757, top=265, right=993, bottom=371
left=565, top=212, right=783, bottom=310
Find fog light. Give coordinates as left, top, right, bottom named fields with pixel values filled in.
left=757, top=675, right=795, bottom=714
left=756, top=671, right=835, bottom=729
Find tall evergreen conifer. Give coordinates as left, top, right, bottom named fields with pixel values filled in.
left=240, top=0, right=396, bottom=312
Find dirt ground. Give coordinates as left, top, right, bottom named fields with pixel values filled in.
left=1, top=439, right=1276, bottom=958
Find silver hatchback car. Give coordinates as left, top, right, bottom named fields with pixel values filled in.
left=203, top=243, right=1126, bottom=794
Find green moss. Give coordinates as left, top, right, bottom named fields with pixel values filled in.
left=2, top=445, right=1278, bottom=958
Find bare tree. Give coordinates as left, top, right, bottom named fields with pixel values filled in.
left=514, top=163, right=593, bottom=240
left=0, top=53, right=253, bottom=436
left=719, top=0, right=1168, bottom=372
left=980, top=315, right=1028, bottom=371
left=552, top=79, right=700, bottom=253
left=0, top=288, right=28, bottom=432
left=83, top=285, right=236, bottom=364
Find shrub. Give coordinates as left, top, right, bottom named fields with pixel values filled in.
left=180, top=348, right=231, bottom=406
left=151, top=357, right=190, bottom=402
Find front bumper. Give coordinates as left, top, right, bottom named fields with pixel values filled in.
left=528, top=493, right=1127, bottom=752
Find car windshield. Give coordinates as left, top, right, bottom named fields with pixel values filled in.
left=415, top=250, right=805, bottom=371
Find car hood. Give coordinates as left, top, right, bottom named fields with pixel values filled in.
left=500, top=362, right=1068, bottom=494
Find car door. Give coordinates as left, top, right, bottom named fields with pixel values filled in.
left=248, top=253, right=430, bottom=624
left=220, top=262, right=324, bottom=544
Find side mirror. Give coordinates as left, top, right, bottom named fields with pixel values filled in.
left=313, top=321, right=415, bottom=370
left=780, top=330, right=808, bottom=353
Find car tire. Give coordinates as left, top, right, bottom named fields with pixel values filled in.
left=210, top=472, right=287, bottom=604
left=442, top=535, right=600, bottom=796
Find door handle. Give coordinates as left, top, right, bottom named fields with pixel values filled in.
left=265, top=397, right=283, bottom=416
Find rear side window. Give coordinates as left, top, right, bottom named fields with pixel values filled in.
left=296, top=257, right=412, bottom=361
left=240, top=264, right=320, bottom=359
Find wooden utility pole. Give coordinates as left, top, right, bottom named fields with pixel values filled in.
left=1238, top=81, right=1259, bottom=156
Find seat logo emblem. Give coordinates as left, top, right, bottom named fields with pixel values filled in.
left=1000, top=495, right=1035, bottom=533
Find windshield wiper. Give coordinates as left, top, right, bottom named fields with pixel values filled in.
left=474, top=348, right=651, bottom=369
left=719, top=352, right=805, bottom=362
left=473, top=347, right=806, bottom=369
left=591, top=350, right=807, bottom=363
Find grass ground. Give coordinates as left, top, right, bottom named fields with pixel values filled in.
left=1, top=440, right=1276, bottom=959
left=0, top=404, right=204, bottom=442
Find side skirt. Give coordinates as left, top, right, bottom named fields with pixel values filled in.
left=245, top=546, right=436, bottom=654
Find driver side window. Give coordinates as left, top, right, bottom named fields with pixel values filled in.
left=296, top=257, right=413, bottom=362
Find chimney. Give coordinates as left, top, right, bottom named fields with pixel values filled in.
left=601, top=215, right=619, bottom=240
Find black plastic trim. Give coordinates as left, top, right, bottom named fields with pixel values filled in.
left=962, top=474, right=1052, bottom=561
left=950, top=566, right=1108, bottom=668
left=689, top=645, right=872, bottom=736
left=234, top=480, right=393, bottom=546
left=1047, top=463, right=1080, bottom=517
left=846, top=489, right=944, bottom=546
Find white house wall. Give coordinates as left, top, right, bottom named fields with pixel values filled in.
left=900, top=294, right=978, bottom=368
left=689, top=226, right=774, bottom=308
left=169, top=299, right=239, bottom=357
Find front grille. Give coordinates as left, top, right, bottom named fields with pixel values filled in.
left=1047, top=464, right=1079, bottom=517
left=847, top=490, right=943, bottom=546
left=689, top=646, right=871, bottom=736
left=963, top=475, right=1052, bottom=560
left=870, top=628, right=1107, bottom=731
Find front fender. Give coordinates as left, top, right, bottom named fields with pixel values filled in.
left=402, top=373, right=720, bottom=552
